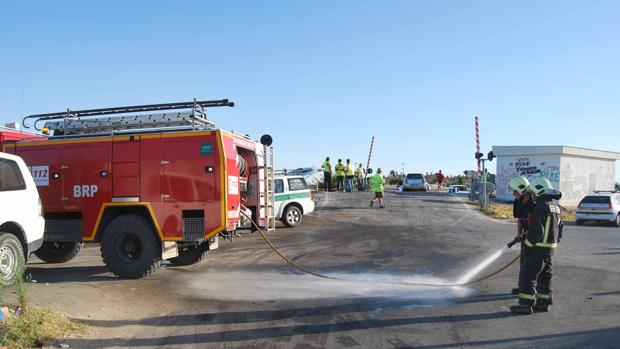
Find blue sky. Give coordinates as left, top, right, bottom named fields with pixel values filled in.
left=1, top=1, right=619, bottom=181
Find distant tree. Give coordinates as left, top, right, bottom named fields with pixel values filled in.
left=616, top=182, right=620, bottom=192
left=387, top=170, right=401, bottom=185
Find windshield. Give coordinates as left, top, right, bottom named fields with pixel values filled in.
left=406, top=174, right=423, bottom=180
left=580, top=196, right=610, bottom=204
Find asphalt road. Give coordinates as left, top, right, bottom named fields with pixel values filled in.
left=17, top=190, right=620, bottom=348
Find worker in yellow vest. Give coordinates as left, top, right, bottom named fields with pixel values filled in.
left=345, top=159, right=354, bottom=192
left=334, top=159, right=345, bottom=191
left=322, top=157, right=332, bottom=192
left=370, top=168, right=385, bottom=208
left=355, top=164, right=364, bottom=191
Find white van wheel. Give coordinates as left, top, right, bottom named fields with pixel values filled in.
left=283, top=206, right=302, bottom=227
left=0, top=233, right=25, bottom=286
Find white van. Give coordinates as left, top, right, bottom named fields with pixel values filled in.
left=273, top=175, right=315, bottom=227
left=0, top=152, right=45, bottom=285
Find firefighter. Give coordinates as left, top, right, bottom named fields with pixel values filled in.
left=322, top=157, right=332, bottom=192
left=355, top=164, right=364, bottom=191
left=345, top=159, right=354, bottom=192
left=335, top=159, right=345, bottom=191
left=370, top=168, right=385, bottom=208
left=508, top=175, right=536, bottom=295
left=510, top=177, right=563, bottom=314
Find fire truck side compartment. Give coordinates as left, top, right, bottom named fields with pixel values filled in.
left=9, top=130, right=247, bottom=243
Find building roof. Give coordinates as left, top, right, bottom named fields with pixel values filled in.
left=492, top=145, right=620, bottom=160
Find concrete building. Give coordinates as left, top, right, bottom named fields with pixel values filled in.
left=493, top=146, right=620, bottom=206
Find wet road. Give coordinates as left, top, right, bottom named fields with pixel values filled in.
left=20, top=190, right=620, bottom=348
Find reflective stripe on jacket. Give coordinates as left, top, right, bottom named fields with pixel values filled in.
left=524, top=200, right=561, bottom=249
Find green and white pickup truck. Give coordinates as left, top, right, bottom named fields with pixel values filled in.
left=273, top=175, right=315, bottom=227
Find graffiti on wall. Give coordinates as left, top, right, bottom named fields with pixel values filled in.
left=497, top=157, right=560, bottom=199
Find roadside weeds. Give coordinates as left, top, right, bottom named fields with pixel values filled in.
left=0, top=267, right=86, bottom=349
left=465, top=201, right=576, bottom=222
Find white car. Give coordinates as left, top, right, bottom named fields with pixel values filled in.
left=576, top=191, right=620, bottom=227
left=273, top=175, right=315, bottom=227
left=448, top=185, right=470, bottom=193
left=0, top=152, right=45, bottom=285
left=402, top=173, right=430, bottom=192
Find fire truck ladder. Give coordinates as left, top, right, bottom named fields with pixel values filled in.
left=21, top=99, right=235, bottom=137
left=261, top=145, right=276, bottom=232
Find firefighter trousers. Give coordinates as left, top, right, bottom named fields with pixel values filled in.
left=518, top=247, right=553, bottom=306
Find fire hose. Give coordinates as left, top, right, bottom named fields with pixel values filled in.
left=240, top=210, right=521, bottom=287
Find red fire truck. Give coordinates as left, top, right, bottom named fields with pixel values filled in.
left=1, top=99, right=275, bottom=278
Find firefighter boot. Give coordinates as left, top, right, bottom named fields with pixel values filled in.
left=533, top=299, right=551, bottom=313
left=509, top=304, right=533, bottom=315
left=511, top=287, right=519, bottom=295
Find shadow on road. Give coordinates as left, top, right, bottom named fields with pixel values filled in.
left=27, top=265, right=117, bottom=283
left=72, top=308, right=620, bottom=348
left=79, top=295, right=512, bottom=328
left=410, top=326, right=620, bottom=349
left=590, top=290, right=620, bottom=296
left=73, top=308, right=516, bottom=347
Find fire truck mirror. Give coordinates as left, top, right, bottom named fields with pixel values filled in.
left=204, top=166, right=215, bottom=173
left=260, top=134, right=273, bottom=146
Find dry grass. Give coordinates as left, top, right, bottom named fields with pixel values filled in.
left=485, top=203, right=514, bottom=220
left=0, top=268, right=86, bottom=349
left=479, top=202, right=576, bottom=222
left=0, top=307, right=85, bottom=349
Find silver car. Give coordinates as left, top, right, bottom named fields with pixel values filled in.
left=576, top=191, right=620, bottom=227
left=402, top=173, right=429, bottom=192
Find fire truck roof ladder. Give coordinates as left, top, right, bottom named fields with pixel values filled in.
left=22, top=99, right=235, bottom=138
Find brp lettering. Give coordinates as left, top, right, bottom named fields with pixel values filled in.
left=74, top=185, right=99, bottom=198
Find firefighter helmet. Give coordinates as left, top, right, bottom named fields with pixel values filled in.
left=508, top=176, right=530, bottom=195
left=529, top=177, right=554, bottom=197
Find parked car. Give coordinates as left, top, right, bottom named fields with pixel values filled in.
left=576, top=191, right=620, bottom=227
left=402, top=173, right=429, bottom=192
left=274, top=175, right=315, bottom=227
left=0, top=152, right=45, bottom=285
left=278, top=167, right=324, bottom=189
left=448, top=185, right=469, bottom=193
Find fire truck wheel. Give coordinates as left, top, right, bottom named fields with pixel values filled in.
left=168, top=243, right=209, bottom=266
left=282, top=205, right=302, bottom=227
left=100, top=215, right=161, bottom=279
left=34, top=242, right=84, bottom=263
left=0, top=232, right=26, bottom=286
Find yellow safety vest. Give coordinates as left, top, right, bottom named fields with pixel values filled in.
left=345, top=164, right=354, bottom=176
left=322, top=161, right=331, bottom=173
left=371, top=174, right=384, bottom=192
left=335, top=163, right=345, bottom=176
left=355, top=167, right=363, bottom=178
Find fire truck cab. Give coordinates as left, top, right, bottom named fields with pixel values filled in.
left=1, top=99, right=275, bottom=278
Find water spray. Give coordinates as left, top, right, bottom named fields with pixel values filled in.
left=239, top=209, right=521, bottom=288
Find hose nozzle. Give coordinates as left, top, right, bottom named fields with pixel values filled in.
left=507, top=236, right=522, bottom=249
